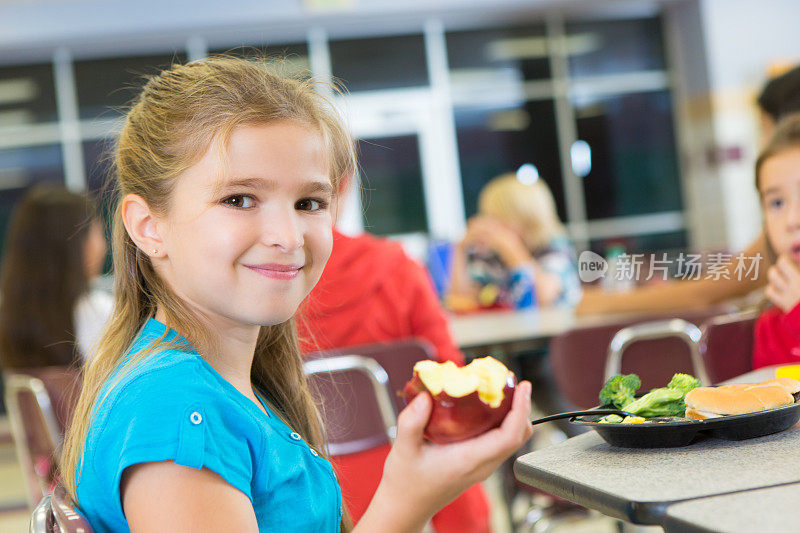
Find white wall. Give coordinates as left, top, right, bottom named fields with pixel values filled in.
left=664, top=0, right=725, bottom=251
left=698, top=0, right=800, bottom=251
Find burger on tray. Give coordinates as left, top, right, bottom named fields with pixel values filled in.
left=684, top=378, right=800, bottom=420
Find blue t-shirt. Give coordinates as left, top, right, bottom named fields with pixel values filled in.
left=75, top=318, right=342, bottom=532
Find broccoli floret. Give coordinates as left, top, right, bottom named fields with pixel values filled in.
left=599, top=374, right=641, bottom=409
left=667, top=373, right=701, bottom=394
left=622, top=387, right=686, bottom=417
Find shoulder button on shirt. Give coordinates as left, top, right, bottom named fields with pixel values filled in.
left=290, top=432, right=302, bottom=441
left=190, top=411, right=203, bottom=425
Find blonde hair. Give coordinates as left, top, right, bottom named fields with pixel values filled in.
left=61, top=57, right=355, bottom=530
left=477, top=173, right=566, bottom=251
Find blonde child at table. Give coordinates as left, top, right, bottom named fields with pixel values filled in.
left=447, top=172, right=581, bottom=310
left=753, top=113, right=800, bottom=369
left=58, top=57, right=533, bottom=532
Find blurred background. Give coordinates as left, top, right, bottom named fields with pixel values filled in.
left=1, top=0, right=796, bottom=267
left=2, top=0, right=800, bottom=531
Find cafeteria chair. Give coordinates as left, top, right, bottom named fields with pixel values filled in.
left=30, top=483, right=93, bottom=533
left=304, top=339, right=435, bottom=423
left=548, top=309, right=725, bottom=411
left=303, top=353, right=398, bottom=456
left=698, top=309, right=759, bottom=384
left=605, top=318, right=711, bottom=385
left=4, top=367, right=82, bottom=507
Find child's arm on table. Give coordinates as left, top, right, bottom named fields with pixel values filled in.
left=576, top=233, right=769, bottom=315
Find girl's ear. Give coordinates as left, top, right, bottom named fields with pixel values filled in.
left=121, top=194, right=165, bottom=259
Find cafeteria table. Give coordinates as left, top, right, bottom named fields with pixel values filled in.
left=449, top=306, right=654, bottom=355
left=513, top=367, right=799, bottom=526
left=449, top=307, right=576, bottom=354
left=660, top=483, right=800, bottom=533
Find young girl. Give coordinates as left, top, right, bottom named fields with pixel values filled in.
left=59, top=57, right=533, bottom=532
left=753, top=112, right=800, bottom=369
left=0, top=185, right=110, bottom=368
left=447, top=173, right=581, bottom=310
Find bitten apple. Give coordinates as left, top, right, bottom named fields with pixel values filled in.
left=403, top=356, right=516, bottom=443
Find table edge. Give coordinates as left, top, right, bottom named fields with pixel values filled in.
left=513, top=457, right=673, bottom=524
left=513, top=456, right=800, bottom=525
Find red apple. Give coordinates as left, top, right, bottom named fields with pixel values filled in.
left=402, top=356, right=516, bottom=444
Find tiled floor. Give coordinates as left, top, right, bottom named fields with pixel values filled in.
left=0, top=417, right=32, bottom=533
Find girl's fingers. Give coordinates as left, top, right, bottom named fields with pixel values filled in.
left=766, top=284, right=792, bottom=313
left=765, top=285, right=783, bottom=309
left=502, top=380, right=534, bottom=443
left=394, top=393, right=431, bottom=453
left=780, top=256, right=800, bottom=283
left=776, top=257, right=793, bottom=277
left=768, top=266, right=788, bottom=289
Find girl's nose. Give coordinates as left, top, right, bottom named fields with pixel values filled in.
left=262, top=208, right=304, bottom=251
left=789, top=201, right=800, bottom=229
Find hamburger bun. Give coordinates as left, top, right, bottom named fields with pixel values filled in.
left=717, top=384, right=751, bottom=392
left=759, top=377, right=800, bottom=395
left=684, top=383, right=793, bottom=419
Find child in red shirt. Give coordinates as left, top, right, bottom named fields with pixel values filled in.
left=753, top=113, right=800, bottom=368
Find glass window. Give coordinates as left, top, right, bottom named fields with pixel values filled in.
left=0, top=144, right=64, bottom=251
left=454, top=99, right=565, bottom=221
left=74, top=52, right=187, bottom=120
left=330, top=34, right=428, bottom=92
left=446, top=25, right=550, bottom=85
left=208, top=43, right=310, bottom=78
left=0, top=63, right=58, bottom=125
left=357, top=135, right=428, bottom=235
left=0, top=144, right=63, bottom=189
left=566, top=17, right=666, bottom=78
left=574, top=90, right=682, bottom=220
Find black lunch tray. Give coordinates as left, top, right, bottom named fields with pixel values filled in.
left=570, top=399, right=800, bottom=448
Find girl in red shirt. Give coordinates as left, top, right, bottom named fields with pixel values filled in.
left=753, top=113, right=800, bottom=368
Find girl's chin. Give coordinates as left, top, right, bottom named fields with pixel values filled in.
left=255, top=310, right=299, bottom=327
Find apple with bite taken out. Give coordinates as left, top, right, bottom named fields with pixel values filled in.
left=402, top=356, right=517, bottom=444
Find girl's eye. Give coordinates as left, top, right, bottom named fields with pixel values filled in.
left=296, top=198, right=327, bottom=211
left=222, top=195, right=255, bottom=209
left=767, top=198, right=784, bottom=210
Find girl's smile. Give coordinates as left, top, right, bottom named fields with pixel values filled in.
left=244, top=263, right=304, bottom=280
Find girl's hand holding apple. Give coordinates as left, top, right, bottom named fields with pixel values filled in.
left=356, top=358, right=533, bottom=532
